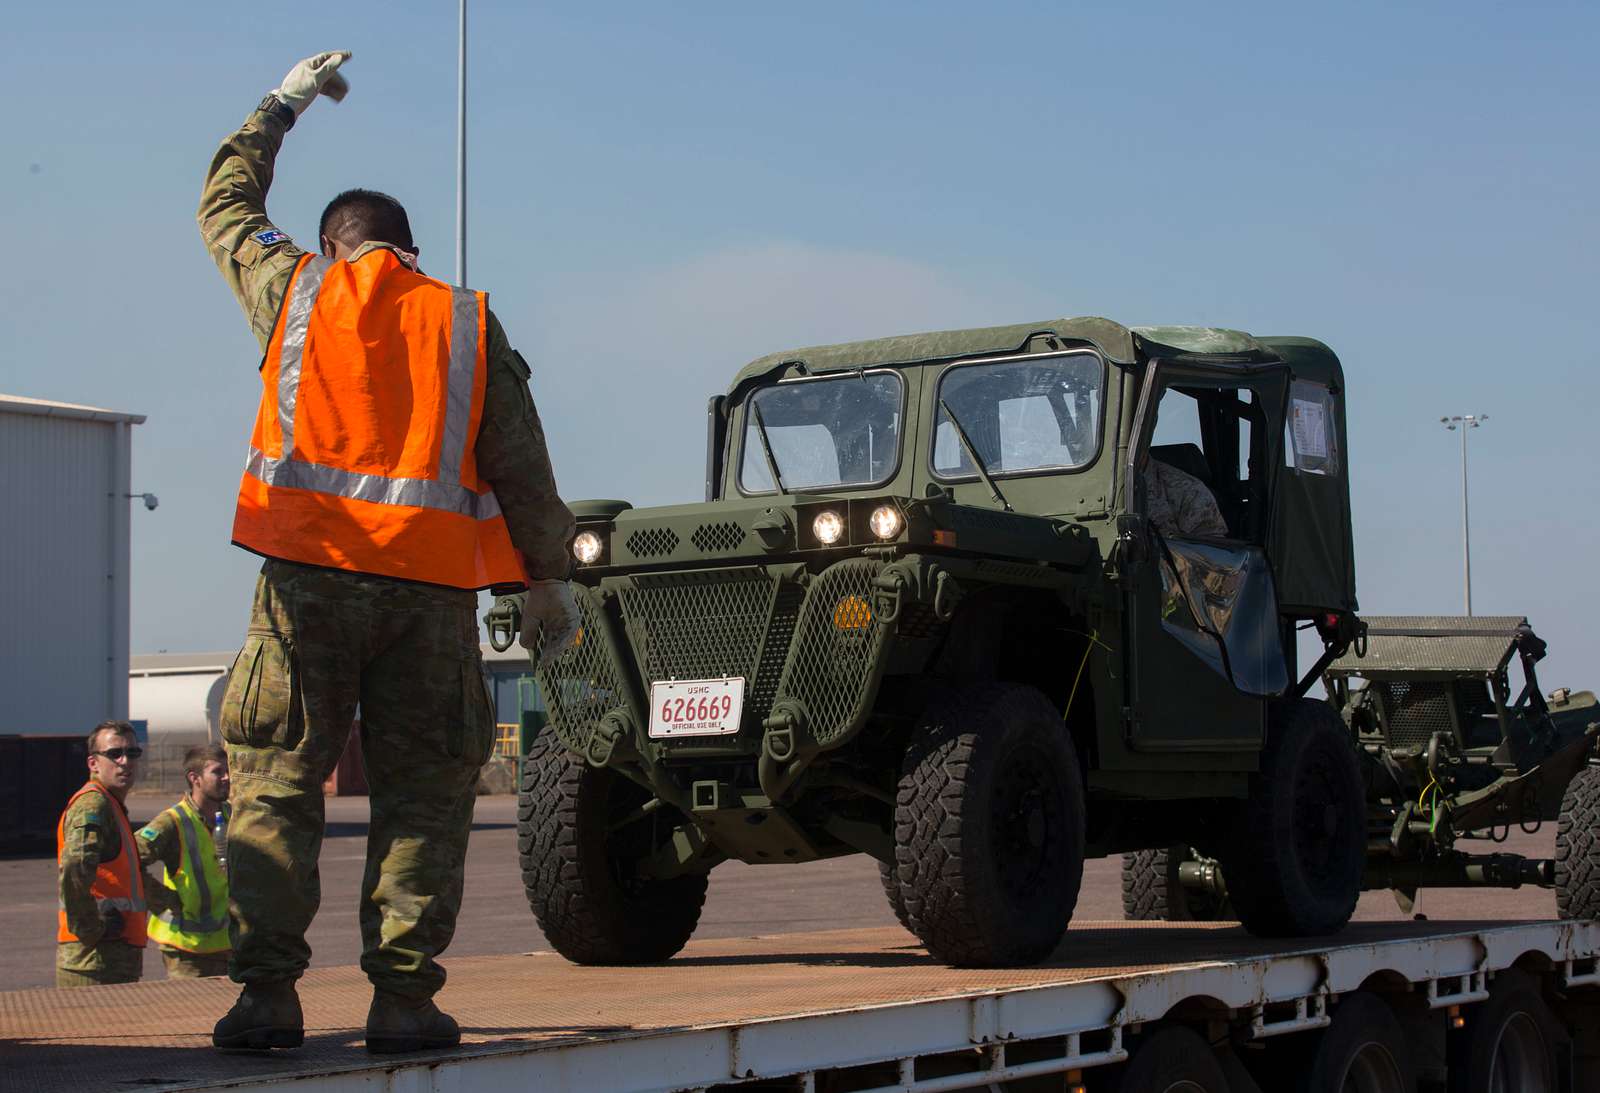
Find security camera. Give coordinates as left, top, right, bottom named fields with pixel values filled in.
left=142, top=493, right=159, bottom=511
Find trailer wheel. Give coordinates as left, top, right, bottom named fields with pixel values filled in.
left=1107, top=1024, right=1228, bottom=1093
left=894, top=682, right=1085, bottom=967
left=1447, top=969, right=1562, bottom=1093
left=1222, top=698, right=1364, bottom=938
left=1295, top=992, right=1414, bottom=1093
left=879, top=860, right=912, bottom=933
left=518, top=731, right=708, bottom=964
left=1121, top=846, right=1231, bottom=922
left=1555, top=762, right=1600, bottom=920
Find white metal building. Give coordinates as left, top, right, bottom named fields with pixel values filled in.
left=0, top=394, right=145, bottom=735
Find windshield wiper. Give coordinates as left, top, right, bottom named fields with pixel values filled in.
left=938, top=398, right=1011, bottom=512
left=749, top=401, right=788, bottom=494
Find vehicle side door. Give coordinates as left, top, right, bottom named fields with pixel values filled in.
left=1122, top=362, right=1289, bottom=751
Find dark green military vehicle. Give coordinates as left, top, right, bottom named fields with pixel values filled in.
left=1123, top=616, right=1600, bottom=923
left=491, top=317, right=1377, bottom=967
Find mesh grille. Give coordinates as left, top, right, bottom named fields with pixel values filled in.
left=1378, top=680, right=1453, bottom=750
left=626, top=527, right=680, bottom=557
left=619, top=569, right=781, bottom=731
left=535, top=584, right=629, bottom=756
left=691, top=521, right=746, bottom=553
left=776, top=559, right=892, bottom=746
left=750, top=582, right=804, bottom=718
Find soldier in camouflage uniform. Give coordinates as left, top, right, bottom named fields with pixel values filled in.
left=200, top=52, right=577, bottom=1052
left=1146, top=456, right=1229, bottom=539
left=57, top=722, right=147, bottom=987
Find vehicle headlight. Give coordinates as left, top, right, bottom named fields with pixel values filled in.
left=869, top=504, right=903, bottom=540
left=572, top=531, right=603, bottom=565
left=812, top=510, right=845, bottom=545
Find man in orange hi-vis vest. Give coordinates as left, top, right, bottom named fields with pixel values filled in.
left=56, top=720, right=150, bottom=986
left=199, top=52, right=579, bottom=1054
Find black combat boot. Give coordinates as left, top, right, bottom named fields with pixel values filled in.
left=212, top=980, right=305, bottom=1050
left=365, top=990, right=461, bottom=1054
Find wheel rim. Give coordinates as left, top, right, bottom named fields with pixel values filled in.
left=1334, top=1039, right=1406, bottom=1093
left=1159, top=1081, right=1207, bottom=1093
left=1487, top=1011, right=1553, bottom=1093
left=991, top=743, right=1067, bottom=903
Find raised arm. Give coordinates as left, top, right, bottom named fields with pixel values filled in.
left=197, top=52, right=351, bottom=350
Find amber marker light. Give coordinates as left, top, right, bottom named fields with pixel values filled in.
left=869, top=504, right=903, bottom=540
left=572, top=531, right=603, bottom=564
left=832, top=595, right=873, bottom=630
left=813, top=510, right=845, bottom=545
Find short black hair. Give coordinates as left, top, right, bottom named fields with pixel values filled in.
left=319, top=188, right=414, bottom=251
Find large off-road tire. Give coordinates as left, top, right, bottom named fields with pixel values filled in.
left=1446, top=968, right=1563, bottom=1093
left=1121, top=846, right=1231, bottom=922
left=1555, top=763, right=1600, bottom=920
left=894, top=683, right=1085, bottom=967
left=879, top=860, right=912, bottom=933
left=1221, top=698, right=1365, bottom=938
left=518, top=731, right=708, bottom=964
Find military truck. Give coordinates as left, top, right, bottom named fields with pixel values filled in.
left=490, top=317, right=1380, bottom=968
left=1123, top=616, right=1600, bottom=924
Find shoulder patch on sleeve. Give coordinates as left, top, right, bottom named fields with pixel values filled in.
left=251, top=228, right=290, bottom=247
left=138, top=826, right=158, bottom=840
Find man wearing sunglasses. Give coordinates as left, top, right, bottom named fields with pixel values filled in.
left=55, top=721, right=150, bottom=986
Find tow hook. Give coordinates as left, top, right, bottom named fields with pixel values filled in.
left=585, top=711, right=633, bottom=768
left=484, top=594, right=524, bottom=653
left=933, top=570, right=962, bottom=621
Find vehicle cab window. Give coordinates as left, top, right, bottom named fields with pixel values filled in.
left=930, top=350, right=1104, bottom=479
left=738, top=371, right=904, bottom=494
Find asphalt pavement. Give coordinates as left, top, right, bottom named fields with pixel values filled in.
left=0, top=793, right=1562, bottom=992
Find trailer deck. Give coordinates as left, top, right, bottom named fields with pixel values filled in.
left=5, top=919, right=1599, bottom=1092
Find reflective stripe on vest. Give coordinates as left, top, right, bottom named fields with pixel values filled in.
left=146, top=799, right=230, bottom=953
left=231, top=250, right=525, bottom=589
left=56, top=782, right=148, bottom=947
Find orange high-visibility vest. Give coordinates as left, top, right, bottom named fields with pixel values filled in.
left=233, top=249, right=526, bottom=589
left=56, top=782, right=149, bottom=947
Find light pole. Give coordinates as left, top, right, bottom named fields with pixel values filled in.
left=456, top=0, right=467, bottom=286
left=1440, top=414, right=1487, bottom=615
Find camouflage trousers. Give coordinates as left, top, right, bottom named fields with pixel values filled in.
left=220, top=560, right=493, bottom=1000
left=161, top=946, right=231, bottom=979
left=55, top=941, right=144, bottom=987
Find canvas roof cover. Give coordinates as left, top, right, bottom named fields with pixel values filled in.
left=1326, top=615, right=1530, bottom=676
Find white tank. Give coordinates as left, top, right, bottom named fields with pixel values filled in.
left=129, top=653, right=232, bottom=794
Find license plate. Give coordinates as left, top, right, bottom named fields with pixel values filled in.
left=648, top=677, right=746, bottom=738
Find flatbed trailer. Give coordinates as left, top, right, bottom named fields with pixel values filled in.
left=5, top=921, right=1600, bottom=1092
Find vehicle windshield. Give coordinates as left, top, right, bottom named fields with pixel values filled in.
left=933, top=350, right=1104, bottom=478
left=739, top=371, right=903, bottom=493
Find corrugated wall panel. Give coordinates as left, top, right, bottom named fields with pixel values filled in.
left=0, top=411, right=120, bottom=733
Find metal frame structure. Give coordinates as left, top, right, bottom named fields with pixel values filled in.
left=203, top=921, right=1600, bottom=1093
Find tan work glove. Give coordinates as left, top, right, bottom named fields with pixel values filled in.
left=520, top=579, right=580, bottom=667
left=272, top=51, right=353, bottom=116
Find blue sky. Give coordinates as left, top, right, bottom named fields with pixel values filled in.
left=3, top=2, right=1597, bottom=686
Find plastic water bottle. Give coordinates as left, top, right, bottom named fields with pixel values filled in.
left=213, top=810, right=227, bottom=873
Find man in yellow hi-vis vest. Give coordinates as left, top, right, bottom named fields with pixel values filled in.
left=138, top=745, right=232, bottom=978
